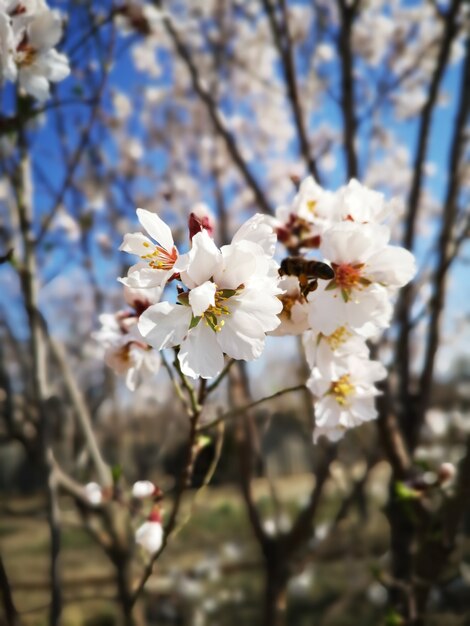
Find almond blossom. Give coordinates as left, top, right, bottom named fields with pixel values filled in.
left=308, top=221, right=415, bottom=336
left=0, top=1, right=70, bottom=100
left=138, top=225, right=283, bottom=379
left=308, top=355, right=387, bottom=442
left=84, top=482, right=103, bottom=506
left=270, top=276, right=309, bottom=336
left=120, top=208, right=179, bottom=291
left=93, top=311, right=161, bottom=392
left=303, top=327, right=369, bottom=379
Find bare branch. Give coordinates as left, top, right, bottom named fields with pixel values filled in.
left=337, top=0, right=359, bottom=179
left=45, top=331, right=112, bottom=487
left=395, top=0, right=462, bottom=418
left=0, top=554, right=22, bottom=626
left=262, top=0, right=321, bottom=181
left=418, top=38, right=470, bottom=424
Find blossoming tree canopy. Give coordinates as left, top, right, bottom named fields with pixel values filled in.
left=100, top=176, right=416, bottom=441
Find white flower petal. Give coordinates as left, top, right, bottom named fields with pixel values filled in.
left=136, top=208, right=174, bottom=251
left=320, top=222, right=390, bottom=264
left=138, top=302, right=191, bottom=350
left=43, top=49, right=69, bottom=82
left=19, top=70, right=50, bottom=101
left=120, top=232, right=155, bottom=256
left=189, top=281, right=216, bottom=316
left=132, top=480, right=155, bottom=498
left=214, top=241, right=259, bottom=290
left=231, top=214, right=277, bottom=256
left=184, top=230, right=221, bottom=286
left=216, top=308, right=265, bottom=361
left=178, top=322, right=225, bottom=379
left=28, top=10, right=63, bottom=50
left=366, top=246, right=416, bottom=288
left=135, top=521, right=163, bottom=554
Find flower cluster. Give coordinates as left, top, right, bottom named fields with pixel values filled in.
left=272, top=177, right=416, bottom=441
left=0, top=0, right=69, bottom=101
left=120, top=208, right=282, bottom=380
left=102, top=177, right=415, bottom=442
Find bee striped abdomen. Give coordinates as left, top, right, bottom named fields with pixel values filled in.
left=279, top=257, right=335, bottom=281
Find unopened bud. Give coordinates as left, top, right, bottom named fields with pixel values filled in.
left=148, top=507, right=162, bottom=524
left=438, top=462, right=456, bottom=486
left=84, top=482, right=102, bottom=506
left=132, top=480, right=156, bottom=499
left=188, top=203, right=215, bottom=240
left=135, top=506, right=164, bottom=554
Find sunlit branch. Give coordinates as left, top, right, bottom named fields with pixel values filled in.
left=130, top=363, right=208, bottom=606
left=262, top=0, right=321, bottom=181
left=12, top=111, right=62, bottom=626
left=44, top=329, right=112, bottom=487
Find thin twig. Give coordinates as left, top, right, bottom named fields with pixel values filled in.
left=198, top=384, right=307, bottom=432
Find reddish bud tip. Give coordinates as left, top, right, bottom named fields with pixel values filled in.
left=148, top=507, right=162, bottom=523
left=188, top=204, right=215, bottom=240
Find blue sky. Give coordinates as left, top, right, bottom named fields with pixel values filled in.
left=1, top=0, right=468, bottom=379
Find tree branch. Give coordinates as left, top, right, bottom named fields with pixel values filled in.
left=155, top=1, right=273, bottom=215
left=262, top=0, right=321, bottom=181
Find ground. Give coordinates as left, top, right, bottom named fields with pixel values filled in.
left=1, top=468, right=469, bottom=625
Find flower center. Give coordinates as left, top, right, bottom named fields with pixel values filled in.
left=306, top=199, right=317, bottom=214
left=203, top=288, right=239, bottom=332
left=140, top=242, right=178, bottom=270
left=331, top=263, right=364, bottom=290
left=324, top=326, right=352, bottom=351
left=16, top=35, right=37, bottom=67
left=279, top=291, right=305, bottom=320
left=328, top=375, right=355, bottom=406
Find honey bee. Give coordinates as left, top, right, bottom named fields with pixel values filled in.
left=279, top=257, right=335, bottom=298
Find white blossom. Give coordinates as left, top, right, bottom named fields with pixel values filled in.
left=308, top=221, right=415, bottom=335
left=93, top=312, right=161, bottom=391
left=138, top=224, right=283, bottom=379
left=303, top=327, right=369, bottom=378
left=270, top=276, right=309, bottom=336
left=120, top=208, right=178, bottom=291
left=0, top=3, right=70, bottom=100
left=308, top=355, right=387, bottom=442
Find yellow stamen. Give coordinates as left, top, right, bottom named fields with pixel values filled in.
left=329, top=375, right=355, bottom=406
left=306, top=200, right=317, bottom=214
left=325, top=326, right=352, bottom=351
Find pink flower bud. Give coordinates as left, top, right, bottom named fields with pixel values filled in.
left=188, top=203, right=215, bottom=240
left=135, top=506, right=164, bottom=554
left=148, top=507, right=162, bottom=524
